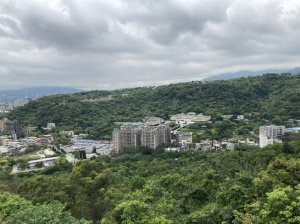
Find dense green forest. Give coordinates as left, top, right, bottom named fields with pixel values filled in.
left=8, top=74, right=300, bottom=139
left=0, top=134, right=300, bottom=223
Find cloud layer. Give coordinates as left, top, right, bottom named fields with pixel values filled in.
left=0, top=0, right=300, bottom=89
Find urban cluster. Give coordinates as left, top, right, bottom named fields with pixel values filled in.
left=112, top=114, right=300, bottom=155
left=0, top=117, right=113, bottom=173
left=1, top=113, right=300, bottom=172
left=0, top=97, right=35, bottom=113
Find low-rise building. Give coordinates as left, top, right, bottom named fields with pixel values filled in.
left=0, top=137, right=10, bottom=146
left=177, top=132, right=193, bottom=148
left=0, top=146, right=10, bottom=155
left=143, top=117, right=164, bottom=126
left=47, top=123, right=56, bottom=130
left=59, top=130, right=74, bottom=137
left=27, top=157, right=60, bottom=169
left=288, top=119, right=300, bottom=126
left=286, top=127, right=300, bottom=133
left=165, top=147, right=180, bottom=152
left=26, top=126, right=38, bottom=132
left=170, top=113, right=211, bottom=124
left=236, top=115, right=245, bottom=121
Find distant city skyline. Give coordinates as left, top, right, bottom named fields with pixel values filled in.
left=0, top=0, right=300, bottom=90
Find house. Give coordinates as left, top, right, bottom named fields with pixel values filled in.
left=236, top=115, right=245, bottom=121
left=59, top=131, right=75, bottom=137
left=47, top=123, right=56, bottom=129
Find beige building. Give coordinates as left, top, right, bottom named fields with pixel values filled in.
left=0, top=137, right=10, bottom=146
left=143, top=117, right=164, bottom=126
left=141, top=127, right=160, bottom=149
left=113, top=124, right=171, bottom=154
left=59, top=130, right=75, bottom=137
left=112, top=125, right=141, bottom=155
left=170, top=113, right=211, bottom=123
left=141, top=125, right=171, bottom=149
left=177, top=132, right=193, bottom=148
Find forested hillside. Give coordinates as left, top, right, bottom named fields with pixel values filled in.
left=0, top=135, right=300, bottom=223
left=8, top=74, right=300, bottom=139
left=1, top=74, right=300, bottom=223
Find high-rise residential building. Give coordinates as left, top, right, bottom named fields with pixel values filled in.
left=112, top=124, right=171, bottom=155
left=112, top=125, right=141, bottom=155
left=259, top=125, right=286, bottom=148
left=141, top=126, right=160, bottom=149
left=141, top=125, right=171, bottom=149
left=157, top=124, right=171, bottom=144
left=13, top=120, right=25, bottom=139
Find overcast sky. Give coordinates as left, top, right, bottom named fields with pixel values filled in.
left=0, top=0, right=300, bottom=90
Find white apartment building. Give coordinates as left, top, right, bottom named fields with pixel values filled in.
left=259, top=125, right=286, bottom=148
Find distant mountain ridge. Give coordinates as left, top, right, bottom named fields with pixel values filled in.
left=205, top=67, right=300, bottom=81
left=0, top=87, right=82, bottom=101
left=8, top=74, right=300, bottom=139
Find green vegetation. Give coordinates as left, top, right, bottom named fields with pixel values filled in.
left=0, top=192, right=91, bottom=223
left=0, top=74, right=299, bottom=223
left=0, top=130, right=13, bottom=136
left=25, top=144, right=46, bottom=154
left=8, top=74, right=300, bottom=139
left=0, top=134, right=299, bottom=223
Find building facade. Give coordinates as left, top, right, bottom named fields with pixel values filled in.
left=143, top=117, right=164, bottom=126
left=113, top=124, right=171, bottom=155
left=170, top=113, right=211, bottom=125
left=112, top=125, right=141, bottom=155
left=177, top=132, right=193, bottom=148
left=259, top=125, right=286, bottom=148
left=141, top=127, right=160, bottom=149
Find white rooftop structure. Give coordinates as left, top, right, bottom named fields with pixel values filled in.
left=170, top=113, right=211, bottom=123
left=28, top=157, right=60, bottom=168
left=286, top=127, right=300, bottom=133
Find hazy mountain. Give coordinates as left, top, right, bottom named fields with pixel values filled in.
left=0, top=87, right=82, bottom=101
left=205, top=67, right=300, bottom=81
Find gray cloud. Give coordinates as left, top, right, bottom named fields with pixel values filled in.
left=0, top=0, right=300, bottom=90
